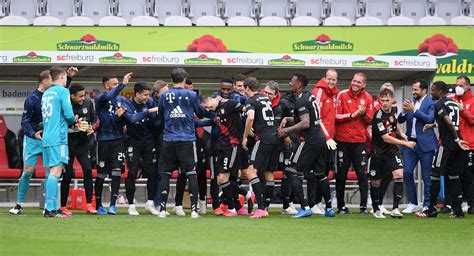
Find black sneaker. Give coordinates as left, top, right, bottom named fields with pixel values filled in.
left=337, top=207, right=351, bottom=214
left=440, top=206, right=452, bottom=214
left=43, top=209, right=58, bottom=218
left=9, top=204, right=23, bottom=215
left=449, top=212, right=465, bottom=218
left=426, top=207, right=438, bottom=218
left=360, top=207, right=369, bottom=215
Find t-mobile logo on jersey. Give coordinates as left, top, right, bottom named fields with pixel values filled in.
left=166, top=92, right=176, bottom=103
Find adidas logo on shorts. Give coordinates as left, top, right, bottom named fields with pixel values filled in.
left=170, top=106, right=186, bottom=118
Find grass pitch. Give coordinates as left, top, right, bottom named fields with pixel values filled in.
left=0, top=208, right=472, bottom=256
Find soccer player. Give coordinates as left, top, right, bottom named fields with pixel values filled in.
left=278, top=73, right=335, bottom=218
left=452, top=76, right=474, bottom=214
left=157, top=68, right=205, bottom=219
left=41, top=66, right=77, bottom=217
left=418, top=81, right=469, bottom=218
left=310, top=69, right=339, bottom=215
left=369, top=89, right=416, bottom=219
left=242, top=77, right=277, bottom=219
left=9, top=70, right=52, bottom=215
left=233, top=74, right=247, bottom=96
left=94, top=73, right=134, bottom=215
left=60, top=84, right=98, bottom=215
left=335, top=72, right=374, bottom=214
left=201, top=87, right=248, bottom=216
left=124, top=81, right=160, bottom=216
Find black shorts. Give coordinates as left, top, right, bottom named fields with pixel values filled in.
left=249, top=141, right=278, bottom=173
left=217, top=145, right=247, bottom=176
left=432, top=146, right=466, bottom=177
left=290, top=141, right=325, bottom=175
left=159, top=141, right=197, bottom=175
left=97, top=139, right=125, bottom=174
left=368, top=153, right=403, bottom=180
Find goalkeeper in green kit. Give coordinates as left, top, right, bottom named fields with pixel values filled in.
left=59, top=84, right=99, bottom=215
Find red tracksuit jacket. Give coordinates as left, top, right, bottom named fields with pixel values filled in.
left=312, top=78, right=340, bottom=140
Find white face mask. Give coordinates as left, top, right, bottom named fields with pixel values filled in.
left=455, top=86, right=465, bottom=96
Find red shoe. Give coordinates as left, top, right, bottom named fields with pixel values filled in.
left=219, top=203, right=228, bottom=212
left=214, top=208, right=224, bottom=216
left=224, top=210, right=238, bottom=217
left=237, top=208, right=249, bottom=215
left=86, top=204, right=97, bottom=214
left=250, top=209, right=268, bottom=219
left=239, top=194, right=245, bottom=208
left=59, top=207, right=73, bottom=216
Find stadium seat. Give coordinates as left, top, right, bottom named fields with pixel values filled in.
left=295, top=0, right=322, bottom=21
left=400, top=0, right=427, bottom=24
left=259, top=16, right=288, bottom=26
left=0, top=15, right=30, bottom=25
left=190, top=0, right=220, bottom=23
left=435, top=0, right=460, bottom=22
left=355, top=16, right=383, bottom=26
left=386, top=15, right=415, bottom=25
left=48, top=0, right=74, bottom=24
left=66, top=16, right=95, bottom=26
left=0, top=19, right=2, bottom=25
left=323, top=16, right=352, bottom=26
left=83, top=0, right=110, bottom=25
left=364, top=0, right=392, bottom=24
left=155, top=0, right=183, bottom=23
left=227, top=16, right=256, bottom=26
left=418, top=15, right=447, bottom=25
left=120, top=0, right=148, bottom=24
left=0, top=115, right=10, bottom=169
left=9, top=0, right=36, bottom=24
left=261, top=0, right=290, bottom=19
left=328, top=0, right=357, bottom=24
left=224, top=0, right=253, bottom=18
left=131, top=16, right=160, bottom=26
left=450, top=15, right=474, bottom=25
left=33, top=16, right=62, bottom=26
left=196, top=16, right=225, bottom=26
left=98, top=16, right=128, bottom=26
left=291, top=16, right=320, bottom=26
left=163, top=16, right=192, bottom=26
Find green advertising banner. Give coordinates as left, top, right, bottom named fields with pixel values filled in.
left=0, top=26, right=472, bottom=83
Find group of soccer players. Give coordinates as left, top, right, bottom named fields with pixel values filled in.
left=8, top=65, right=473, bottom=219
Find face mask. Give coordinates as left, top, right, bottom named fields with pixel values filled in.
left=455, top=86, right=465, bottom=96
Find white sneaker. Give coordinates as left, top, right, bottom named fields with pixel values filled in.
left=282, top=206, right=298, bottom=215
left=199, top=200, right=207, bottom=215
left=191, top=211, right=199, bottom=219
left=128, top=205, right=140, bottom=216
left=373, top=210, right=386, bottom=219
left=9, top=204, right=22, bottom=215
left=173, top=206, right=186, bottom=216
left=158, top=210, right=167, bottom=218
left=311, top=203, right=325, bottom=215
left=379, top=205, right=391, bottom=215
left=390, top=208, right=403, bottom=218
left=145, top=201, right=160, bottom=215
left=402, top=203, right=417, bottom=214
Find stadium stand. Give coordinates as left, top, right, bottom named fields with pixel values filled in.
left=0, top=0, right=473, bottom=26
left=163, top=15, right=192, bottom=26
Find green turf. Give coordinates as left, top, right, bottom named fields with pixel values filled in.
left=0, top=208, right=472, bottom=256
